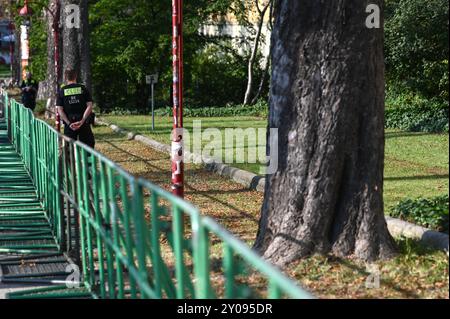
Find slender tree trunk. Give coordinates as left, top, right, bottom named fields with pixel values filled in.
left=251, top=52, right=270, bottom=104
left=251, top=0, right=274, bottom=105
left=243, top=0, right=271, bottom=105
left=254, top=0, right=397, bottom=266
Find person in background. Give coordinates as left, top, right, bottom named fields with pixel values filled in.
left=56, top=68, right=95, bottom=149
left=20, top=71, right=39, bottom=111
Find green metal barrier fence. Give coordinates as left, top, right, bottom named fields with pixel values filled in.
left=1, top=90, right=313, bottom=299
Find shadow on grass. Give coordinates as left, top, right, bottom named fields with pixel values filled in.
left=385, top=174, right=449, bottom=181
left=96, top=135, right=261, bottom=224
left=385, top=131, right=437, bottom=139
left=286, top=233, right=442, bottom=298
left=331, top=255, right=421, bottom=299
left=93, top=130, right=130, bottom=142
left=184, top=181, right=260, bottom=224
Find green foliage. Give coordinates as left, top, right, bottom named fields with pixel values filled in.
left=385, top=0, right=449, bottom=100
left=390, top=195, right=449, bottom=233
left=34, top=99, right=47, bottom=115
left=187, top=44, right=256, bottom=107
left=89, top=0, right=266, bottom=112
left=385, top=92, right=449, bottom=133
left=102, top=99, right=269, bottom=117
left=28, top=18, right=47, bottom=81
left=20, top=2, right=48, bottom=82
left=155, top=99, right=268, bottom=117
left=90, top=0, right=172, bottom=111
left=384, top=0, right=449, bottom=135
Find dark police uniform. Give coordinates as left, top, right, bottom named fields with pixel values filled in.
left=57, top=83, right=95, bottom=148
left=20, top=78, right=39, bottom=111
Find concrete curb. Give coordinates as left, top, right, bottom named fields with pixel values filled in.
left=96, top=117, right=449, bottom=252
left=385, top=217, right=449, bottom=252
left=203, top=161, right=266, bottom=192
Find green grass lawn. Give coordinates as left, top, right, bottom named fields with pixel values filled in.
left=102, top=115, right=267, bottom=173
left=102, top=114, right=449, bottom=212
left=384, top=131, right=448, bottom=210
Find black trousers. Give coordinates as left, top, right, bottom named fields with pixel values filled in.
left=64, top=123, right=96, bottom=149
left=22, top=98, right=36, bottom=111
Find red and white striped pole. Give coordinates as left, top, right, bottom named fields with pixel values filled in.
left=171, top=0, right=184, bottom=198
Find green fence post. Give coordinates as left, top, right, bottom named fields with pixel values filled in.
left=150, top=191, right=163, bottom=299
left=192, top=214, right=211, bottom=299
left=223, top=243, right=236, bottom=299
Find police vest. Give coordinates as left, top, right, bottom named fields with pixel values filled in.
left=58, top=83, right=91, bottom=116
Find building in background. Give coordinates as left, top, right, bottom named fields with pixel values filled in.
left=200, top=2, right=272, bottom=60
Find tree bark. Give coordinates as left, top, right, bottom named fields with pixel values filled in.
left=254, top=0, right=397, bottom=266
left=61, top=0, right=91, bottom=91
left=41, top=1, right=61, bottom=119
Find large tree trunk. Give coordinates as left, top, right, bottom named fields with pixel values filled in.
left=254, top=0, right=397, bottom=266
left=61, top=0, right=91, bottom=91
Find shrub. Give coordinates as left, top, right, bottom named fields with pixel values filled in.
left=390, top=195, right=449, bottom=233
left=187, top=44, right=251, bottom=107
left=100, top=103, right=268, bottom=117
left=385, top=93, right=449, bottom=133
left=153, top=100, right=268, bottom=118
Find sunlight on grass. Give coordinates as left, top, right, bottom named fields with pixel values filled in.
left=101, top=115, right=449, bottom=213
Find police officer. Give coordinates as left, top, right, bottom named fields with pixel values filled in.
left=20, top=72, right=39, bottom=111
left=56, top=69, right=95, bottom=148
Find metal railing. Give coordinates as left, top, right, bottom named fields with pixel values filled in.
left=1, top=89, right=313, bottom=299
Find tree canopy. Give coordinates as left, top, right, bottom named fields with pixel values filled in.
left=20, top=0, right=449, bottom=110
